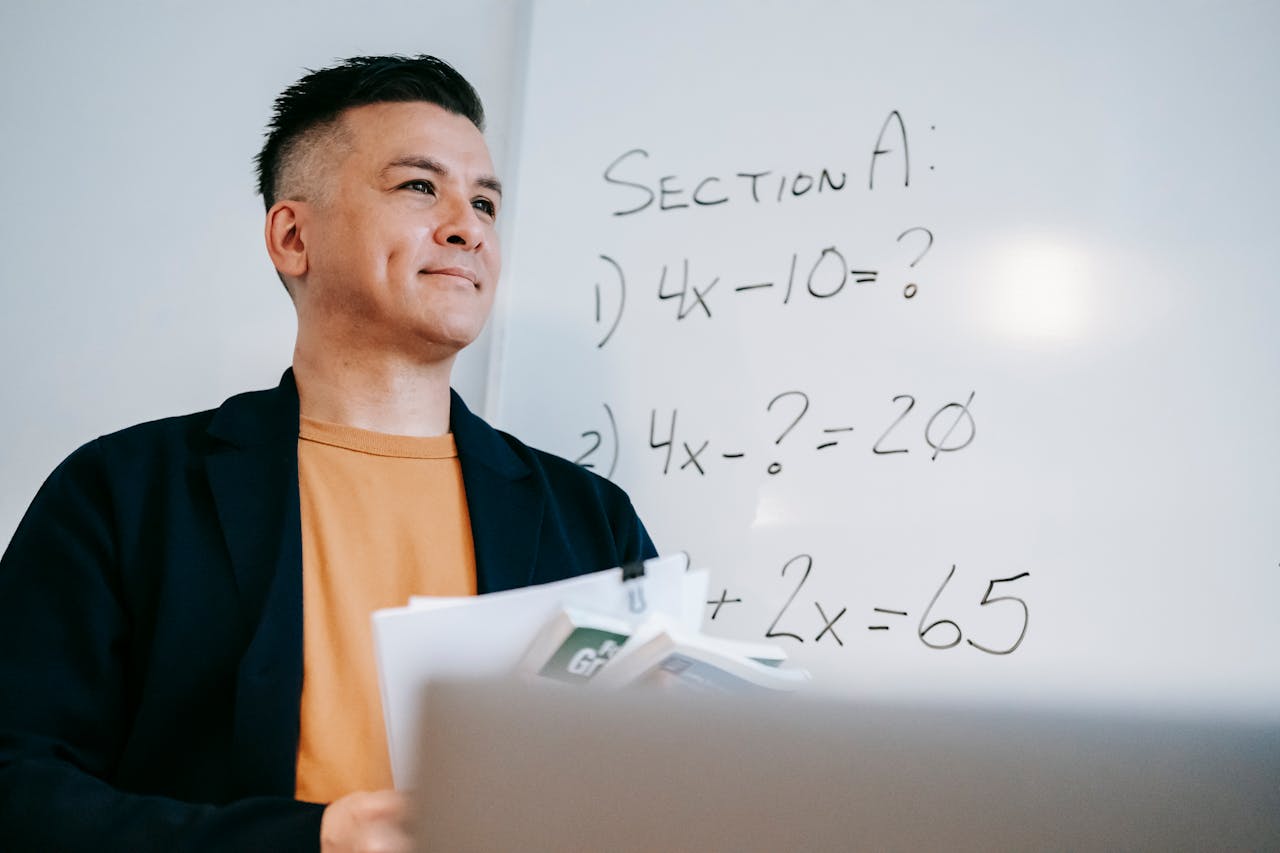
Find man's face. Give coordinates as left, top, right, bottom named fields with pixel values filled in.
left=295, top=101, right=502, bottom=362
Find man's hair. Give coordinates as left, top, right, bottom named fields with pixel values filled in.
left=255, top=54, right=486, bottom=210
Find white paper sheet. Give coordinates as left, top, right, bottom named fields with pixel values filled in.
left=373, top=554, right=691, bottom=786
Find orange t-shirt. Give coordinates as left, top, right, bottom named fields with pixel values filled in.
left=293, top=417, right=476, bottom=803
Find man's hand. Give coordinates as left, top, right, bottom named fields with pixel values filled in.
left=320, top=789, right=412, bottom=853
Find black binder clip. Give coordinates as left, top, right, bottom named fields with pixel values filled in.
left=621, top=559, right=647, bottom=613
left=620, top=559, right=647, bottom=581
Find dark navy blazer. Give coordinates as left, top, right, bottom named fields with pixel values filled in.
left=0, top=370, right=656, bottom=852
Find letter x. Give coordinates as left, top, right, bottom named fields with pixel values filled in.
left=679, top=440, right=709, bottom=474
left=814, top=602, right=847, bottom=646
left=683, top=277, right=718, bottom=319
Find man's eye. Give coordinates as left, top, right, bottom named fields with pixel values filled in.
left=472, top=197, right=497, bottom=218
left=402, top=179, right=435, bottom=194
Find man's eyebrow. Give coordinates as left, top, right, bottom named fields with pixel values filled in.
left=383, top=156, right=503, bottom=197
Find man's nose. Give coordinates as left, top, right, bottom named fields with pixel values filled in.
left=434, top=195, right=485, bottom=249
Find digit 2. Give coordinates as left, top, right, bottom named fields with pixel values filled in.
left=765, top=554, right=813, bottom=642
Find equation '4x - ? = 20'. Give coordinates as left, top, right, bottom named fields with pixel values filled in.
left=635, top=390, right=977, bottom=477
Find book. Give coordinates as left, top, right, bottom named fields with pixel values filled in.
left=589, top=616, right=810, bottom=693
left=518, top=607, right=811, bottom=694
left=518, top=606, right=635, bottom=685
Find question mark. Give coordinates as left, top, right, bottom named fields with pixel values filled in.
left=896, top=227, right=934, bottom=299
left=765, top=390, right=810, bottom=475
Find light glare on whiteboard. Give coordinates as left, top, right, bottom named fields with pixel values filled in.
left=984, top=237, right=1093, bottom=344
left=751, top=491, right=789, bottom=529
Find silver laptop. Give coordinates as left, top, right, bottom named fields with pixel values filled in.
left=410, top=682, right=1279, bottom=851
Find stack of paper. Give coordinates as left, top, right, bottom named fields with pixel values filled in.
left=371, top=554, right=809, bottom=787
left=373, top=554, right=685, bottom=784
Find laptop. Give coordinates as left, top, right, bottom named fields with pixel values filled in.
left=410, top=681, right=1279, bottom=851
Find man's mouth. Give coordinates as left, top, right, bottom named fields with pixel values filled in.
left=421, top=266, right=480, bottom=287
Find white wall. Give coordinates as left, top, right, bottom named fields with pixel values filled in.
left=0, top=0, right=525, bottom=544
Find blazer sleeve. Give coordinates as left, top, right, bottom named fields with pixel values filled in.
left=543, top=447, right=659, bottom=571
left=0, top=440, right=324, bottom=852
left=602, top=477, right=658, bottom=565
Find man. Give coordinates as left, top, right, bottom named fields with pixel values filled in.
left=0, top=55, right=656, bottom=852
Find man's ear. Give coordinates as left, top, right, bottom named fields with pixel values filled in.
left=264, top=200, right=310, bottom=280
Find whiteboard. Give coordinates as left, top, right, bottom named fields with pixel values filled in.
left=490, top=0, right=1280, bottom=718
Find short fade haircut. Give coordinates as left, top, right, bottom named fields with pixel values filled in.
left=255, top=54, right=486, bottom=210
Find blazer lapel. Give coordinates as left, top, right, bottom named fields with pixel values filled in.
left=450, top=391, right=545, bottom=593
left=204, top=370, right=304, bottom=796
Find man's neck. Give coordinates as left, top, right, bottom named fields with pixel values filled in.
left=291, top=346, right=456, bottom=437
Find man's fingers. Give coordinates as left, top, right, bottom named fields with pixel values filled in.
left=321, top=789, right=412, bottom=853
left=356, top=789, right=409, bottom=820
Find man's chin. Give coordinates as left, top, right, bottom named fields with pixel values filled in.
left=408, top=323, right=486, bottom=363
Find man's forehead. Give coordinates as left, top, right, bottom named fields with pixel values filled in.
left=339, top=101, right=494, bottom=169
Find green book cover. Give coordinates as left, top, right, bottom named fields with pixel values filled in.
left=538, top=627, right=629, bottom=684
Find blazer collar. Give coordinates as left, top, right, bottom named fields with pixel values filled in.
left=206, top=369, right=302, bottom=449
left=205, top=367, right=531, bottom=479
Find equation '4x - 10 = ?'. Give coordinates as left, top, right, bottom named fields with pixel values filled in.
left=572, top=390, right=977, bottom=480
left=592, top=228, right=933, bottom=348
